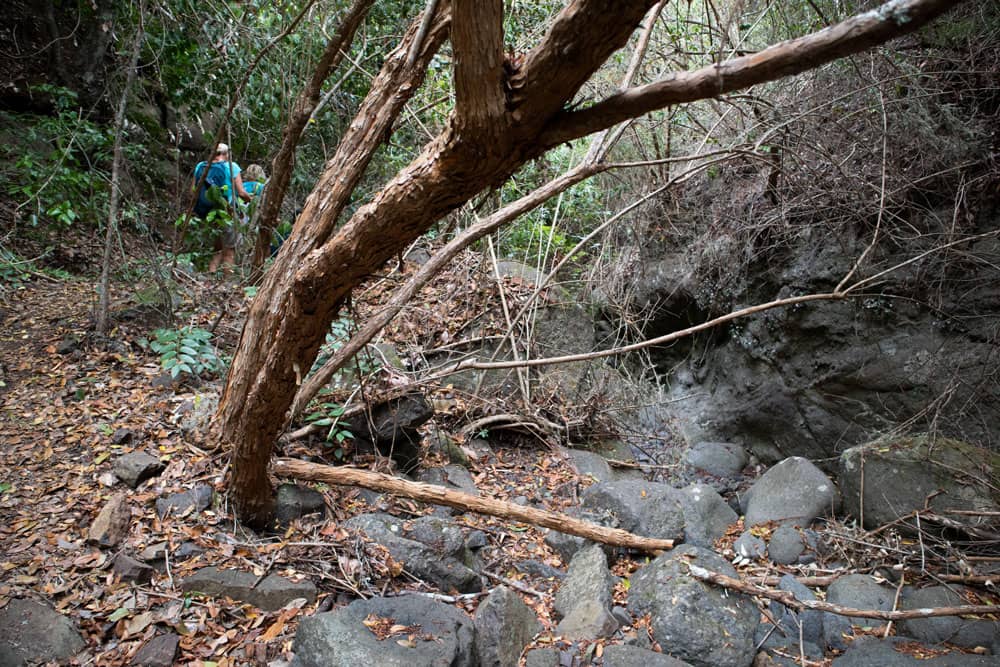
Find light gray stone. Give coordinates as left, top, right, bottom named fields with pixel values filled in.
left=628, top=545, right=758, bottom=667
left=601, top=645, right=694, bottom=666
left=767, top=525, right=805, bottom=564
left=678, top=483, right=737, bottom=548
left=581, top=480, right=686, bottom=542
left=555, top=544, right=615, bottom=617
left=685, top=442, right=748, bottom=477
left=556, top=599, right=620, bottom=641
left=474, top=586, right=542, bottom=667
left=0, top=599, right=86, bottom=667
left=839, top=436, right=1000, bottom=531
left=114, top=452, right=164, bottom=488
left=180, top=567, right=316, bottom=611
left=745, top=457, right=838, bottom=528
left=734, top=531, right=766, bottom=560
left=291, top=595, right=476, bottom=667
left=567, top=448, right=615, bottom=483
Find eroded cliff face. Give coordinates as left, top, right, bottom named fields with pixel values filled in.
left=607, top=196, right=1000, bottom=464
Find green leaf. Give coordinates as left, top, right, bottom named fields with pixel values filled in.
left=108, top=608, right=131, bottom=622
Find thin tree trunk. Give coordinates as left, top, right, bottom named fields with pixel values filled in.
left=273, top=458, right=675, bottom=553
left=216, top=10, right=455, bottom=527
left=97, top=3, right=145, bottom=335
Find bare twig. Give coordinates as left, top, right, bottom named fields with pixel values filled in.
left=689, top=565, right=999, bottom=620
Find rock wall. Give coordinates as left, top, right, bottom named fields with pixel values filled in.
left=611, top=202, right=1000, bottom=464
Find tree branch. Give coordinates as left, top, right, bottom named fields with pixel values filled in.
left=688, top=565, right=999, bottom=621
left=272, top=458, right=674, bottom=553
left=287, top=162, right=604, bottom=420
left=511, top=0, right=657, bottom=125
left=540, top=0, right=966, bottom=147
left=250, top=0, right=377, bottom=273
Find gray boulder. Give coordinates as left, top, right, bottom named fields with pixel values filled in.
left=678, top=483, right=737, bottom=548
left=822, top=574, right=893, bottom=650
left=114, top=452, right=164, bottom=488
left=155, top=484, right=213, bottom=518
left=601, top=645, right=694, bottom=666
left=734, top=531, right=766, bottom=560
left=628, top=545, right=759, bottom=667
left=346, top=513, right=482, bottom=593
left=685, top=442, right=748, bottom=477
left=767, top=525, right=805, bottom=564
left=474, top=586, right=542, bottom=667
left=275, top=484, right=325, bottom=525
left=180, top=567, right=316, bottom=611
left=567, top=448, right=615, bottom=483
left=755, top=575, right=824, bottom=652
left=581, top=480, right=686, bottom=542
left=831, top=636, right=1000, bottom=666
left=0, top=599, right=86, bottom=666
left=899, top=586, right=1000, bottom=651
left=345, top=393, right=433, bottom=473
left=555, top=544, right=618, bottom=640
left=744, top=457, right=838, bottom=528
left=839, top=436, right=1000, bottom=530
left=524, top=648, right=561, bottom=667
left=292, top=595, right=476, bottom=667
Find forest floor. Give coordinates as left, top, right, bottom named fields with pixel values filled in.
left=0, top=271, right=611, bottom=666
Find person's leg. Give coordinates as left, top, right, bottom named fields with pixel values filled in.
left=219, top=225, right=239, bottom=277
left=208, top=235, right=223, bottom=273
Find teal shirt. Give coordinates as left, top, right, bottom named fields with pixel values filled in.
left=194, top=159, right=242, bottom=204
left=244, top=180, right=265, bottom=197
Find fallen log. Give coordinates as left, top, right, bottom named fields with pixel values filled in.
left=272, top=457, right=675, bottom=554
left=689, top=565, right=999, bottom=620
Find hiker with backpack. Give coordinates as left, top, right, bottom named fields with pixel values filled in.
left=192, top=143, right=252, bottom=274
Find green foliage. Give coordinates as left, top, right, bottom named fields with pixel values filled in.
left=497, top=144, right=610, bottom=261
left=175, top=207, right=238, bottom=268
left=0, top=248, right=33, bottom=290
left=2, top=86, right=114, bottom=229
left=304, top=401, right=354, bottom=454
left=149, top=326, right=224, bottom=379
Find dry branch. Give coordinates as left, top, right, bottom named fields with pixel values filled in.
left=272, top=457, right=674, bottom=553
left=689, top=565, right=999, bottom=620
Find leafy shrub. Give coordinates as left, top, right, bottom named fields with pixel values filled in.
left=2, top=86, right=113, bottom=229
left=149, top=326, right=224, bottom=379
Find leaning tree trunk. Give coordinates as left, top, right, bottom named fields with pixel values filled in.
left=215, top=0, right=964, bottom=527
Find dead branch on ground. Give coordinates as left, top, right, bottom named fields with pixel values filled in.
left=272, top=457, right=674, bottom=554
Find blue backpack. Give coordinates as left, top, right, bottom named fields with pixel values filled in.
left=193, top=161, right=231, bottom=218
